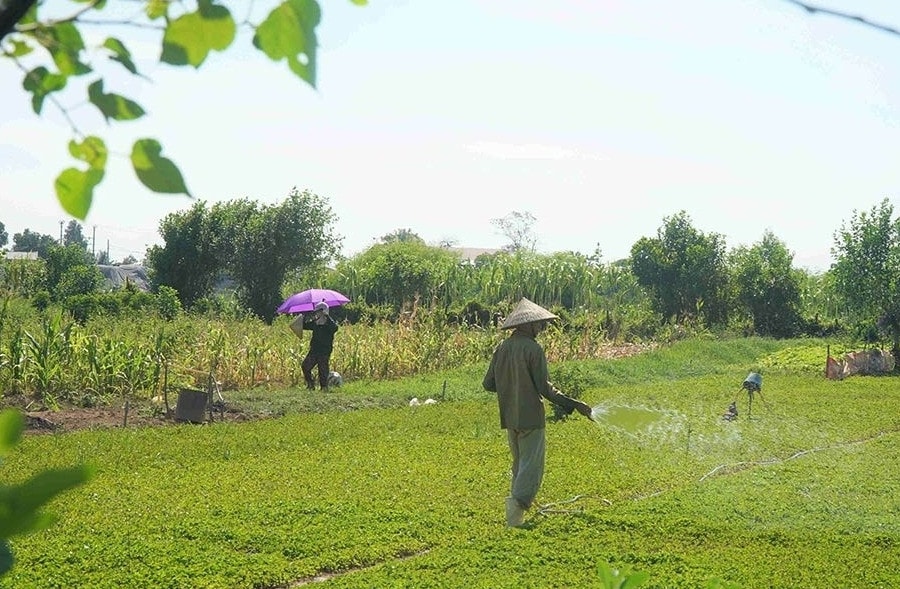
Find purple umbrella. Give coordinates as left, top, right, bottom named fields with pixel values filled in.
left=276, top=288, right=350, bottom=314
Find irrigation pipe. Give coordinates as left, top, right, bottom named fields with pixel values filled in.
left=541, top=428, right=899, bottom=516
left=537, top=494, right=612, bottom=516
left=698, top=427, right=899, bottom=483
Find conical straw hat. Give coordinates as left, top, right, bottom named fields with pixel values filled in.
left=500, top=298, right=558, bottom=329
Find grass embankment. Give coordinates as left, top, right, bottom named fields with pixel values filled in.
left=2, top=338, right=898, bottom=588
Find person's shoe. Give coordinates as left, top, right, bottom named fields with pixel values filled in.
left=505, top=497, right=525, bottom=527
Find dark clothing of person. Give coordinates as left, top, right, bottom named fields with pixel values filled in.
left=482, top=331, right=581, bottom=430
left=304, top=316, right=339, bottom=354
left=302, top=316, right=339, bottom=389
left=483, top=327, right=584, bottom=511
left=302, top=352, right=332, bottom=390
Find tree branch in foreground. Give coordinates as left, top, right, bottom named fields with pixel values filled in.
left=782, top=0, right=900, bottom=38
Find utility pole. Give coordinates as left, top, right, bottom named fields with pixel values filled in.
left=59, top=220, right=63, bottom=243
left=92, top=225, right=96, bottom=258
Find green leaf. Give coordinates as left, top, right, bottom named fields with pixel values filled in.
left=0, top=410, right=23, bottom=456
left=146, top=0, right=169, bottom=20
left=102, top=37, right=139, bottom=75
left=253, top=0, right=320, bottom=87
left=41, top=23, right=92, bottom=76
left=131, top=139, right=191, bottom=196
left=68, top=135, right=108, bottom=170
left=87, top=79, right=146, bottom=122
left=161, top=0, right=236, bottom=67
left=4, top=39, right=33, bottom=57
left=0, top=465, right=93, bottom=539
left=21, top=66, right=66, bottom=114
left=349, top=0, right=368, bottom=4
left=55, top=168, right=104, bottom=220
left=19, top=2, right=37, bottom=26
left=622, top=571, right=650, bottom=589
left=55, top=136, right=108, bottom=219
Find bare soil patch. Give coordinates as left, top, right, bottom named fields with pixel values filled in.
left=5, top=394, right=253, bottom=435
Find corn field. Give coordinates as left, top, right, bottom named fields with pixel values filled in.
left=0, top=297, right=652, bottom=408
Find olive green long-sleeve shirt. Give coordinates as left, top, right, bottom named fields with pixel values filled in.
left=482, top=331, right=580, bottom=430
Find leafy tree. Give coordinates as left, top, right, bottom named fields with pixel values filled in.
left=730, top=230, right=803, bottom=337
left=0, top=221, right=7, bottom=249
left=831, top=198, right=900, bottom=357
left=11, top=229, right=57, bottom=259
left=44, top=243, right=100, bottom=300
left=212, top=188, right=341, bottom=323
left=54, top=264, right=103, bottom=300
left=380, top=228, right=424, bottom=244
left=146, top=201, right=219, bottom=309
left=121, top=254, right=138, bottom=265
left=63, top=220, right=88, bottom=249
left=1, top=0, right=366, bottom=219
left=334, top=240, right=460, bottom=314
left=630, top=211, right=730, bottom=326
left=148, top=189, right=340, bottom=321
left=797, top=268, right=842, bottom=335
left=491, top=210, right=538, bottom=253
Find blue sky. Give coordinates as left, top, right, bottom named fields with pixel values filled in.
left=1, top=0, right=899, bottom=270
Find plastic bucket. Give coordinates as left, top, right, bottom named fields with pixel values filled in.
left=175, top=388, right=208, bottom=423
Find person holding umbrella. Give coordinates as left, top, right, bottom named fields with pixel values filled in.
left=301, top=301, right=340, bottom=391
left=482, top=297, right=594, bottom=528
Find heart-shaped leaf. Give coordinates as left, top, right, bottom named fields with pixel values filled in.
left=54, top=136, right=108, bottom=219
left=21, top=66, right=67, bottom=114
left=68, top=135, right=108, bottom=170
left=253, top=0, right=320, bottom=87
left=55, top=168, right=104, bottom=220
left=131, top=138, right=191, bottom=196
left=40, top=22, right=92, bottom=77
left=161, top=0, right=236, bottom=67
left=88, top=79, right=145, bottom=122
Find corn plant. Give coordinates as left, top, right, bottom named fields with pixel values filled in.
left=0, top=327, right=26, bottom=397
left=22, top=316, right=74, bottom=408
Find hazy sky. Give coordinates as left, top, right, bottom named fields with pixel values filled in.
left=2, top=0, right=899, bottom=271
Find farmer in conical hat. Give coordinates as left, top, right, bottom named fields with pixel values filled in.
left=483, top=297, right=593, bottom=528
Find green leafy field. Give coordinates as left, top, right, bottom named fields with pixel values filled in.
left=2, top=338, right=898, bottom=588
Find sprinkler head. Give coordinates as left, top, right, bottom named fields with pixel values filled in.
left=742, top=372, right=762, bottom=392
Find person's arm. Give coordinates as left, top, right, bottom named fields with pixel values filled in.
left=542, top=384, right=593, bottom=420
left=532, top=346, right=593, bottom=420
left=482, top=354, right=497, bottom=392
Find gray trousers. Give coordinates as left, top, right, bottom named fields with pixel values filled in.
left=507, top=428, right=546, bottom=509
